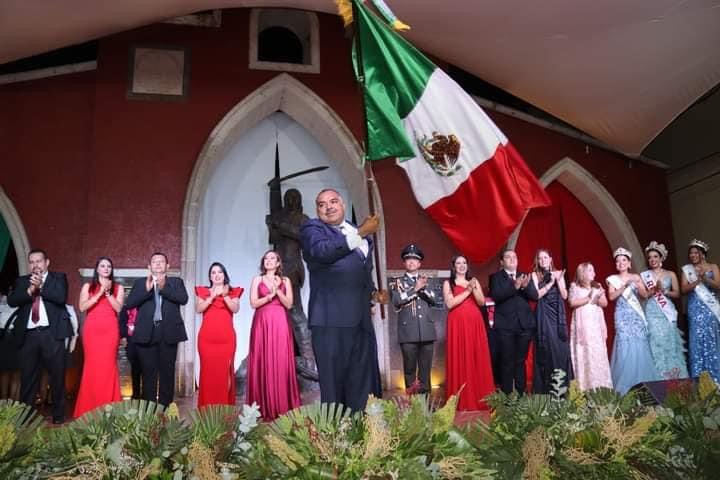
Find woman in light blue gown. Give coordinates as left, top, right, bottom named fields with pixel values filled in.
left=681, top=239, right=720, bottom=383
left=642, top=241, right=688, bottom=379
left=606, top=247, right=659, bottom=395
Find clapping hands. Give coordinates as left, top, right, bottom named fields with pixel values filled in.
left=211, top=284, right=224, bottom=298
left=415, top=274, right=428, bottom=291
left=514, top=273, right=529, bottom=289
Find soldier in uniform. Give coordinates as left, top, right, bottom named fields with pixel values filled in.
left=390, top=244, right=438, bottom=394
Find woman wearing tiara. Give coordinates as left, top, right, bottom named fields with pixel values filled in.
left=569, top=262, right=611, bottom=391
left=680, top=239, right=720, bottom=383
left=641, top=241, right=688, bottom=380
left=606, top=248, right=659, bottom=394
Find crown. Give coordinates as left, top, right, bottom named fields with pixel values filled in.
left=613, top=247, right=632, bottom=260
left=644, top=241, right=668, bottom=261
left=689, top=239, right=709, bottom=253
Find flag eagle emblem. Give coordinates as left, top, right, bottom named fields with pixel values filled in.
left=416, top=132, right=462, bottom=177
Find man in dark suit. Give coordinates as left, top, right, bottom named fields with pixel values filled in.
left=390, top=244, right=438, bottom=394
left=8, top=249, right=71, bottom=423
left=489, top=249, right=538, bottom=394
left=300, top=188, right=382, bottom=411
left=125, top=252, right=188, bottom=406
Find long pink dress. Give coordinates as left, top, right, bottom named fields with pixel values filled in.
left=569, top=284, right=613, bottom=391
left=245, top=282, right=300, bottom=420
left=73, top=284, right=121, bottom=418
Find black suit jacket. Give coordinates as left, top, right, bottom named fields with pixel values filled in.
left=489, top=270, right=538, bottom=332
left=300, top=219, right=375, bottom=329
left=7, top=271, right=71, bottom=346
left=124, top=277, right=189, bottom=344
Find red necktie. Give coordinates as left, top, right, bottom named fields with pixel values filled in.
left=31, top=292, right=41, bottom=324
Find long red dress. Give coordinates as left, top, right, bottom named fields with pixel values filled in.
left=445, top=284, right=495, bottom=411
left=246, top=281, right=300, bottom=420
left=73, top=284, right=121, bottom=418
left=196, top=286, right=243, bottom=408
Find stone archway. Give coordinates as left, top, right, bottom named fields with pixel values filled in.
left=0, top=186, right=30, bottom=275
left=179, top=73, right=389, bottom=395
left=508, top=157, right=643, bottom=267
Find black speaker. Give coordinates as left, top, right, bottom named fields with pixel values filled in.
left=630, top=377, right=698, bottom=405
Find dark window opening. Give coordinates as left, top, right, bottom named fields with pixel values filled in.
left=258, top=27, right=304, bottom=64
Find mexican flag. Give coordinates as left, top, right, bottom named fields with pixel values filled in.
left=353, top=0, right=551, bottom=263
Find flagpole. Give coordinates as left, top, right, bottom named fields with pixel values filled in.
left=352, top=0, right=386, bottom=319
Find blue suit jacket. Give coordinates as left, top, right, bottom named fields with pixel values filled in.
left=300, top=219, right=375, bottom=329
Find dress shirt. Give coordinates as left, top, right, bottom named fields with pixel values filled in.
left=26, top=271, right=50, bottom=328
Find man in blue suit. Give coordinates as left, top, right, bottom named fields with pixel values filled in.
left=300, top=188, right=382, bottom=411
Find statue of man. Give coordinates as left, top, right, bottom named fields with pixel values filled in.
left=266, top=188, right=318, bottom=388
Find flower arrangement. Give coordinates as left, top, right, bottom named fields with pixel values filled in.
left=0, top=370, right=718, bottom=479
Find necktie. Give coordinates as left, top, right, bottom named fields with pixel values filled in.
left=31, top=292, right=41, bottom=324
left=510, top=273, right=515, bottom=280
left=153, top=282, right=162, bottom=321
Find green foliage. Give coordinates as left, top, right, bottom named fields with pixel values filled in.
left=3, top=373, right=720, bottom=479
left=28, top=399, right=192, bottom=479
left=0, top=399, right=45, bottom=478
left=191, top=404, right=240, bottom=461
left=234, top=395, right=493, bottom=479
left=655, top=373, right=720, bottom=479
left=468, top=371, right=677, bottom=480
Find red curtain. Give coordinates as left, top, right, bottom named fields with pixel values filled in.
left=515, top=182, right=615, bottom=388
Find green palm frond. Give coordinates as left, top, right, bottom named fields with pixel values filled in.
left=191, top=404, right=239, bottom=460
left=273, top=402, right=358, bottom=436
left=0, top=400, right=45, bottom=477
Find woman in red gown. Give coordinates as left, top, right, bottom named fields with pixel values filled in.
left=74, top=257, right=124, bottom=418
left=195, top=262, right=242, bottom=408
left=443, top=255, right=495, bottom=410
left=246, top=250, right=300, bottom=420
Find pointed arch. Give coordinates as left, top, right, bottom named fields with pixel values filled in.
left=0, top=186, right=30, bottom=275
left=508, top=157, right=643, bottom=267
left=178, top=73, right=389, bottom=393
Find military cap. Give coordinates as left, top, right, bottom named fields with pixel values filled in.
left=401, top=244, right=424, bottom=260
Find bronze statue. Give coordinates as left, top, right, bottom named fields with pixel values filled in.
left=264, top=149, right=327, bottom=390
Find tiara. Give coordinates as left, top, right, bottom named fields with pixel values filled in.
left=644, top=241, right=667, bottom=261
left=613, top=247, right=632, bottom=260
left=689, top=239, right=709, bottom=253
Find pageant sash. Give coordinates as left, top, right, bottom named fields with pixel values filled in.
left=682, top=264, right=720, bottom=324
left=640, top=270, right=676, bottom=324
left=607, top=274, right=646, bottom=325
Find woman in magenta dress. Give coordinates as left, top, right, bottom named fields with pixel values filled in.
left=443, top=255, right=495, bottom=411
left=246, top=250, right=300, bottom=420
left=74, top=257, right=124, bottom=418
left=195, top=262, right=242, bottom=408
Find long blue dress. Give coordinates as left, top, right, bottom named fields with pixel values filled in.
left=687, top=271, right=720, bottom=383
left=610, top=285, right=659, bottom=395
left=645, top=275, right=688, bottom=379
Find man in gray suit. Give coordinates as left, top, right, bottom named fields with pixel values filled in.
left=390, top=244, right=438, bottom=394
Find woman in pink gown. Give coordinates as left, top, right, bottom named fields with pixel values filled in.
left=74, top=257, right=124, bottom=418
left=195, top=262, right=242, bottom=408
left=443, top=255, right=495, bottom=411
left=246, top=250, right=300, bottom=420
left=569, top=262, right=612, bottom=391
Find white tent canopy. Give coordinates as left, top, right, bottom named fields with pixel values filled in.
left=2, top=0, right=719, bottom=159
